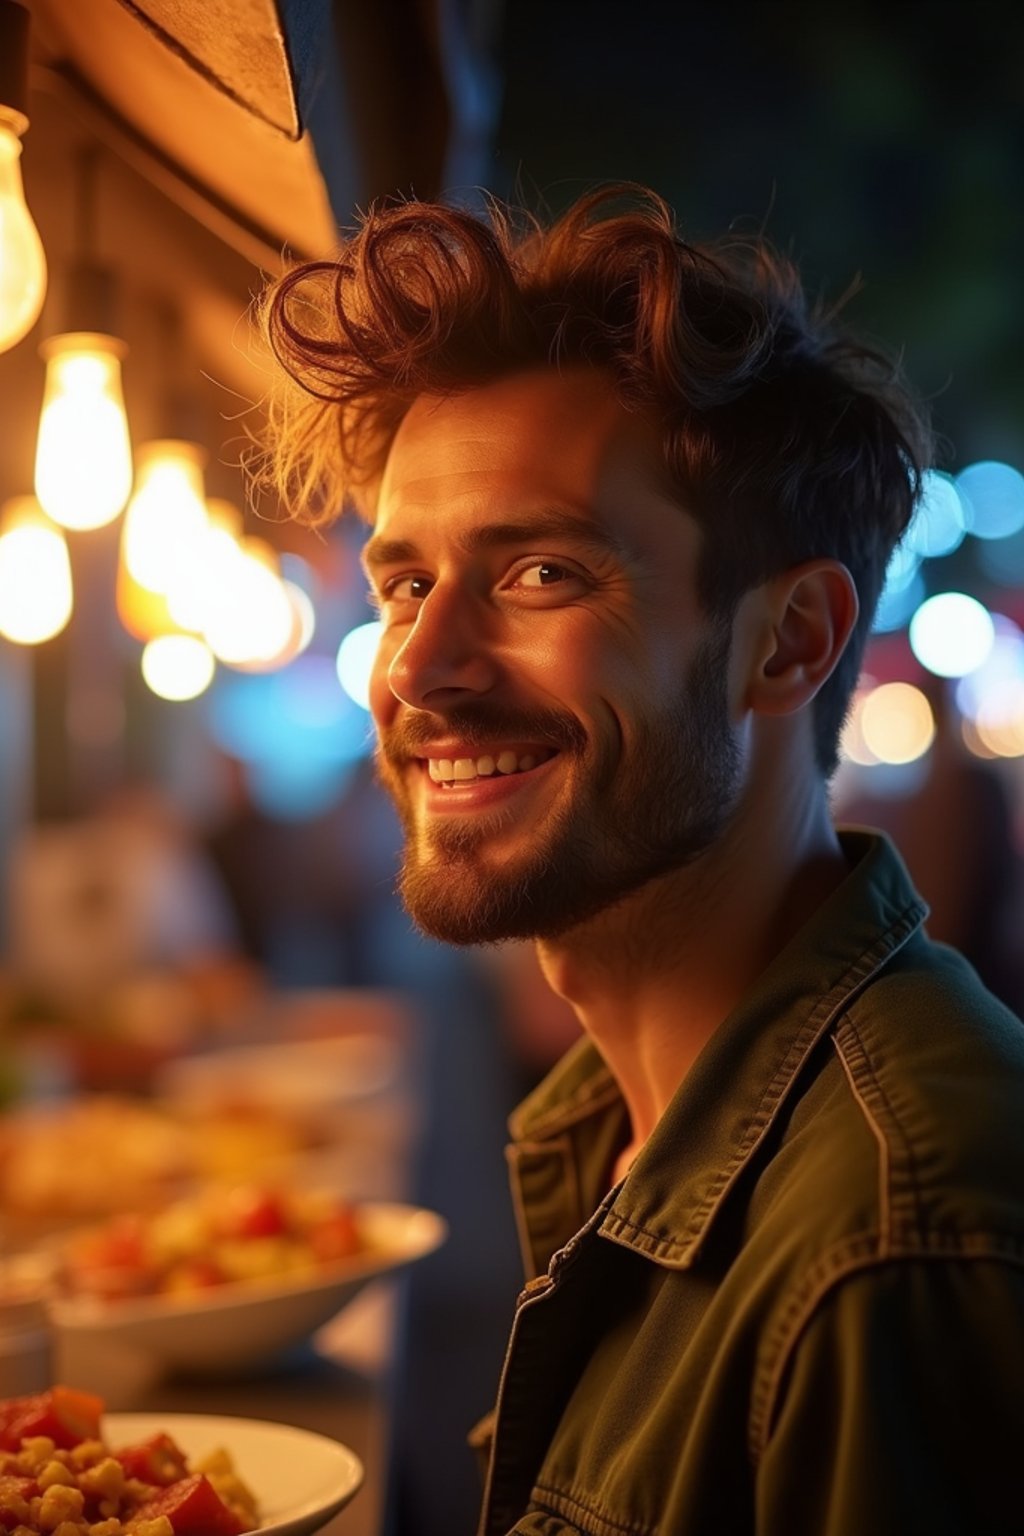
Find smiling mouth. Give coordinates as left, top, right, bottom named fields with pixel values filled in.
left=425, top=748, right=557, bottom=787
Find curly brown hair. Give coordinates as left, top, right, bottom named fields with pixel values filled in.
left=258, top=184, right=931, bottom=775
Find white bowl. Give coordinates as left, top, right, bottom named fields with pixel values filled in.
left=104, top=1412, right=363, bottom=1536
left=49, top=1202, right=446, bottom=1373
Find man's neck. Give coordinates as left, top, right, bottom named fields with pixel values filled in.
left=535, top=776, right=850, bottom=1176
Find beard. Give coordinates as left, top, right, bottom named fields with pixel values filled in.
left=376, top=622, right=742, bottom=945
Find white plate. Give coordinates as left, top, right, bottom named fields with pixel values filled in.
left=104, top=1412, right=363, bottom=1536
left=49, top=1203, right=446, bottom=1372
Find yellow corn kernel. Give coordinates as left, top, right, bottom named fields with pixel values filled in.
left=37, top=1483, right=86, bottom=1530
left=19, top=1437, right=57, bottom=1471
left=131, top=1519, right=174, bottom=1536
left=39, top=1461, right=77, bottom=1490
left=69, top=1442, right=106, bottom=1471
left=78, top=1461, right=126, bottom=1503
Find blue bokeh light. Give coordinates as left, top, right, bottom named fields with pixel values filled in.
left=906, top=470, right=968, bottom=558
left=872, top=570, right=925, bottom=634
left=337, top=621, right=383, bottom=711
left=208, top=656, right=374, bottom=819
left=956, top=460, right=1024, bottom=541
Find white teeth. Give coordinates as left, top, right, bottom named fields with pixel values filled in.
left=426, top=750, right=550, bottom=783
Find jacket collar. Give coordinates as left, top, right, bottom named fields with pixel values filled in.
left=508, top=830, right=927, bottom=1272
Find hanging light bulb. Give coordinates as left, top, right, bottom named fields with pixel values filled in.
left=35, top=331, right=133, bottom=528
left=203, top=534, right=294, bottom=668
left=121, top=439, right=209, bottom=599
left=0, top=127, right=46, bottom=352
left=0, top=1, right=47, bottom=353
left=33, top=150, right=132, bottom=530
left=0, top=495, right=72, bottom=644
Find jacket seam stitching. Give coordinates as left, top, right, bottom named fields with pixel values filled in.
left=513, top=1073, right=621, bottom=1140
left=608, top=900, right=924, bottom=1257
left=532, top=1479, right=656, bottom=1536
left=506, top=1136, right=576, bottom=1280
left=831, top=1029, right=892, bottom=1257
left=679, top=901, right=922, bottom=1243
left=837, top=1007, right=924, bottom=1238
left=749, top=1238, right=1024, bottom=1465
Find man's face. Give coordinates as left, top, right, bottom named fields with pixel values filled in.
left=364, top=368, right=744, bottom=944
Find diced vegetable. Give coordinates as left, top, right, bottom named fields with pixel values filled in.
left=128, top=1473, right=247, bottom=1536
left=0, top=1387, right=103, bottom=1451
left=0, top=1473, right=40, bottom=1529
left=114, top=1432, right=189, bottom=1486
left=0, top=1387, right=259, bottom=1536
left=308, top=1206, right=360, bottom=1264
left=61, top=1183, right=366, bottom=1302
left=216, top=1188, right=288, bottom=1240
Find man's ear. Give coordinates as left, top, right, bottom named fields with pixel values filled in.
left=743, top=560, right=860, bottom=717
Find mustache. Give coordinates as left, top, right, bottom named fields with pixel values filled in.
left=381, top=704, right=588, bottom=764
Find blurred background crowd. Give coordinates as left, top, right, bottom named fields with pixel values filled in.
left=1, top=4, right=1023, bottom=1535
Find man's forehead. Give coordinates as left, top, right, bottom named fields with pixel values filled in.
left=377, top=369, right=661, bottom=523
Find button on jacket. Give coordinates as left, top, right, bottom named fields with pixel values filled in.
left=474, top=831, right=1024, bottom=1536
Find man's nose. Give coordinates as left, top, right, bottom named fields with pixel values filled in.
left=386, top=588, right=499, bottom=709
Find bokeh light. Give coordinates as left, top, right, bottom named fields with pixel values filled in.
left=208, top=657, right=373, bottom=819
left=955, top=617, right=1024, bottom=722
left=860, top=682, right=935, bottom=765
left=141, top=634, right=216, bottom=701
left=956, top=460, right=1024, bottom=541
left=337, top=621, right=383, bottom=711
left=976, top=691, right=1024, bottom=757
left=905, top=470, right=968, bottom=558
left=873, top=570, right=925, bottom=635
left=908, top=592, right=994, bottom=678
left=839, top=678, right=880, bottom=766
left=0, top=499, right=73, bottom=644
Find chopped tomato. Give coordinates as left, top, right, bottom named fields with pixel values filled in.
left=73, top=1214, right=148, bottom=1269
left=114, top=1432, right=189, bottom=1486
left=0, top=1386, right=103, bottom=1451
left=217, top=1188, right=288, bottom=1240
left=163, top=1258, right=227, bottom=1293
left=66, top=1215, right=156, bottom=1300
left=308, top=1204, right=360, bottom=1264
left=0, top=1474, right=40, bottom=1528
left=128, top=1474, right=247, bottom=1536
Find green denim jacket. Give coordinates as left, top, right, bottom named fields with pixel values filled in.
left=474, top=831, right=1024, bottom=1536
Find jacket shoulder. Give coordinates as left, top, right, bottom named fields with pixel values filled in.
left=803, top=934, right=1024, bottom=1250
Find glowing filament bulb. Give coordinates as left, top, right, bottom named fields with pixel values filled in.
left=34, top=332, right=133, bottom=529
left=0, top=496, right=72, bottom=643
left=121, top=440, right=208, bottom=605
left=203, top=535, right=293, bottom=668
left=0, top=123, right=46, bottom=352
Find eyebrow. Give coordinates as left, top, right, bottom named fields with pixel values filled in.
left=361, top=507, right=629, bottom=573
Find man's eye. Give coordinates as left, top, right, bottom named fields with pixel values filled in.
left=384, top=574, right=433, bottom=602
left=514, top=561, right=574, bottom=589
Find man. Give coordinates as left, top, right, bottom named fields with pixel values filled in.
left=260, top=188, right=1024, bottom=1534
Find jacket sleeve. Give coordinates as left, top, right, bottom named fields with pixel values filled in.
left=755, top=1255, right=1024, bottom=1536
